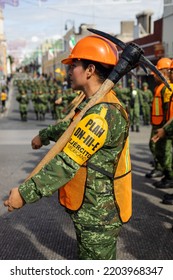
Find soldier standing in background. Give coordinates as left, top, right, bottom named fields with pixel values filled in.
left=152, top=59, right=173, bottom=188
left=113, top=81, right=129, bottom=110
left=54, top=87, right=64, bottom=121
left=141, top=82, right=153, bottom=125
left=35, top=89, right=47, bottom=120
left=126, top=79, right=143, bottom=132
left=16, top=90, right=30, bottom=121
left=146, top=57, right=172, bottom=180
left=48, top=88, right=57, bottom=120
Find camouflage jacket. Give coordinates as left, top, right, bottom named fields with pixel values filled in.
left=19, top=95, right=129, bottom=225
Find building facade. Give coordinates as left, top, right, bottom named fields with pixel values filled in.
left=0, top=8, right=7, bottom=78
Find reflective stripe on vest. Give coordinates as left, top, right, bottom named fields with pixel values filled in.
left=151, top=83, right=165, bottom=125
left=59, top=90, right=132, bottom=223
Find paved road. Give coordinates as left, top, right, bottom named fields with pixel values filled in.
left=0, top=83, right=173, bottom=260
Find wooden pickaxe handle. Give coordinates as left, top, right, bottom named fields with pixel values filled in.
left=25, top=41, right=144, bottom=181
left=56, top=91, right=85, bottom=123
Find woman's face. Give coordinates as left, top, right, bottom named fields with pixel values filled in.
left=68, top=60, right=88, bottom=90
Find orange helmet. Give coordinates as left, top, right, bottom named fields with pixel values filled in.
left=156, top=57, right=172, bottom=70
left=61, top=35, right=119, bottom=66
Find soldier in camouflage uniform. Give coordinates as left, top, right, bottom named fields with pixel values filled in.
left=35, top=89, right=48, bottom=120
left=48, top=88, right=56, bottom=120
left=146, top=58, right=172, bottom=181
left=126, top=79, right=144, bottom=132
left=31, top=89, right=39, bottom=120
left=152, top=118, right=173, bottom=205
left=4, top=35, right=133, bottom=260
left=150, top=58, right=173, bottom=188
left=113, top=81, right=129, bottom=110
left=141, top=82, right=153, bottom=125
left=16, top=90, right=30, bottom=121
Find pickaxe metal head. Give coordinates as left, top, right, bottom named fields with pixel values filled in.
left=88, top=28, right=172, bottom=92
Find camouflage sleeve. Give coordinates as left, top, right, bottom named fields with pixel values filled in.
left=39, top=120, right=71, bottom=145
left=164, top=119, right=173, bottom=137
left=18, top=151, right=80, bottom=203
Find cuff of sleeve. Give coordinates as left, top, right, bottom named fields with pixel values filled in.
left=39, top=129, right=50, bottom=146
left=18, top=180, right=42, bottom=204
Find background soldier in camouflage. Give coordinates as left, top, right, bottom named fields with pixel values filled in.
left=16, top=89, right=30, bottom=121
left=141, top=82, right=153, bottom=125
left=113, top=81, right=129, bottom=110
left=126, top=79, right=144, bottom=132
left=146, top=58, right=172, bottom=182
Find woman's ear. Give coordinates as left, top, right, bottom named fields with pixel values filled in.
left=86, top=64, right=95, bottom=78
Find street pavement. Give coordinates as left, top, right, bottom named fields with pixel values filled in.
left=0, top=83, right=173, bottom=260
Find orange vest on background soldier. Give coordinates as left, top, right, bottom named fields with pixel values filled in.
left=151, top=83, right=165, bottom=125
left=151, top=58, right=172, bottom=126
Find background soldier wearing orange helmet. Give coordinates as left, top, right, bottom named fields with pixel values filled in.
left=151, top=59, right=173, bottom=190
left=146, top=58, right=173, bottom=187
left=4, top=35, right=144, bottom=260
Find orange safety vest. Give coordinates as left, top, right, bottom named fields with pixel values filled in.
left=59, top=90, right=132, bottom=223
left=151, top=83, right=165, bottom=125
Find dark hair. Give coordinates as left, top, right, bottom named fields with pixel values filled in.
left=81, top=59, right=114, bottom=82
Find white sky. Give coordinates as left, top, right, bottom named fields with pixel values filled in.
left=2, top=0, right=164, bottom=58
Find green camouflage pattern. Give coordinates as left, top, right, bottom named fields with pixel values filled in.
left=165, top=119, right=173, bottom=137
left=19, top=94, right=129, bottom=259
left=141, top=88, right=153, bottom=125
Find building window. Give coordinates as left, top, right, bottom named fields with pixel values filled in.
left=164, top=0, right=173, bottom=6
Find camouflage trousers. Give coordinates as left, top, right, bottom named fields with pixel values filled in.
left=155, top=137, right=173, bottom=177
left=72, top=220, right=122, bottom=260
left=149, top=126, right=163, bottom=171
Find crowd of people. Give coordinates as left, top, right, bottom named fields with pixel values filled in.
left=113, top=79, right=153, bottom=133
left=13, top=76, right=80, bottom=122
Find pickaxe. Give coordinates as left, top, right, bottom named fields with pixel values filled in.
left=87, top=28, right=172, bottom=92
